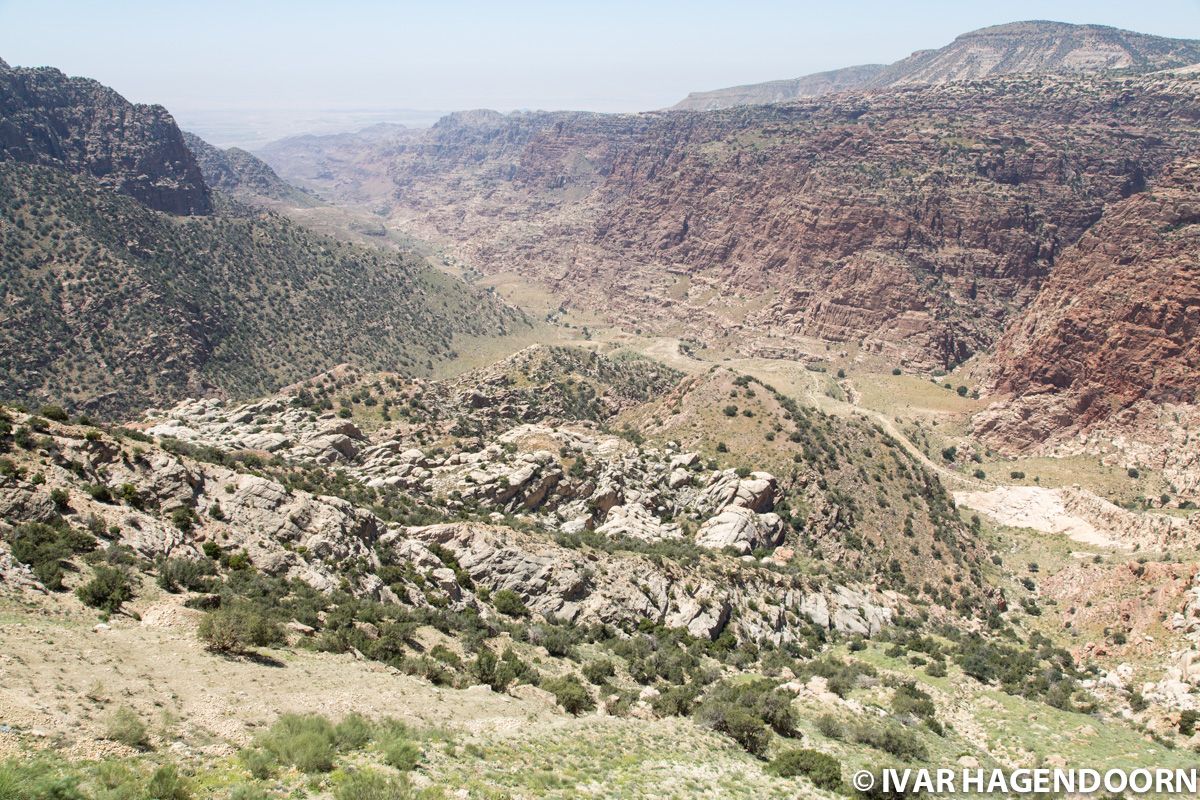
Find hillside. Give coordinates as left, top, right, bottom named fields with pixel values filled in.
left=0, top=162, right=526, bottom=417
left=0, top=59, right=211, bottom=214
left=2, top=344, right=1197, bottom=794
left=672, top=20, right=1200, bottom=110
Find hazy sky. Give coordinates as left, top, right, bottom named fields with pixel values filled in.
left=2, top=1, right=1198, bottom=116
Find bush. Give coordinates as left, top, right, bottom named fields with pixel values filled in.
left=849, top=718, right=928, bottom=761
left=582, top=658, right=615, bottom=685
left=816, top=713, right=845, bottom=739
left=156, top=556, right=216, bottom=593
left=1180, top=709, right=1198, bottom=737
left=104, top=706, right=149, bottom=749
left=1009, top=471, right=1025, bottom=479
left=146, top=765, right=191, bottom=800
left=334, top=712, right=375, bottom=751
left=334, top=769, right=411, bottom=800
left=38, top=405, right=69, bottom=422
left=5, top=522, right=96, bottom=590
left=239, top=747, right=275, bottom=780
left=771, top=748, right=843, bottom=789
left=379, top=735, right=421, bottom=771
left=76, top=565, right=134, bottom=612
left=491, top=589, right=530, bottom=618
left=255, top=714, right=337, bottom=773
left=198, top=603, right=283, bottom=655
left=541, top=674, right=595, bottom=715
left=49, top=488, right=70, bottom=512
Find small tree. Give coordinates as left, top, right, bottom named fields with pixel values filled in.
left=491, top=589, right=530, bottom=618
left=198, top=604, right=283, bottom=655
left=771, top=748, right=843, bottom=790
left=541, top=675, right=595, bottom=715
left=76, top=566, right=134, bottom=612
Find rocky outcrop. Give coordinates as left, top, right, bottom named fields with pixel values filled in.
left=0, top=61, right=211, bottom=214
left=672, top=21, right=1200, bottom=110
left=694, top=507, right=784, bottom=554
left=400, top=522, right=894, bottom=642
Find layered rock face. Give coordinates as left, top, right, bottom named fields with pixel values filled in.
left=264, top=73, right=1200, bottom=368
left=0, top=61, right=211, bottom=214
left=673, top=21, right=1200, bottom=110
left=974, top=161, right=1200, bottom=494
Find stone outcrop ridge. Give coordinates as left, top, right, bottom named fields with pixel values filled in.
left=0, top=60, right=211, bottom=214
left=672, top=21, right=1200, bottom=110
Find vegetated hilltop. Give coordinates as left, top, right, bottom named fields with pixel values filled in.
left=0, top=61, right=527, bottom=418
left=260, top=72, right=1200, bottom=370
left=974, top=160, right=1200, bottom=498
left=672, top=20, right=1200, bottom=110
left=0, top=58, right=210, bottom=214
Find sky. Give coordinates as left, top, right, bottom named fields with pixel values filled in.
left=2, top=0, right=1199, bottom=145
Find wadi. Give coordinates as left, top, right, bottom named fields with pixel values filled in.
left=0, top=12, right=1198, bottom=800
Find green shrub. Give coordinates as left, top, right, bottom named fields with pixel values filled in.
left=334, top=712, right=375, bottom=751
left=334, top=768, right=412, bottom=800
left=815, top=713, right=845, bottom=740
left=49, top=488, right=70, bottom=512
left=0, top=757, right=85, bottom=800
left=156, top=557, right=216, bottom=593
left=171, top=507, right=197, bottom=533
left=5, top=522, right=96, bottom=590
left=239, top=747, right=275, bottom=780
left=198, top=603, right=283, bottom=655
left=104, top=706, right=148, bottom=749
left=379, top=735, right=421, bottom=771
left=582, top=658, right=615, bottom=685
left=255, top=714, right=337, bottom=773
left=849, top=718, right=928, bottom=761
left=1180, top=709, right=1198, bottom=737
left=771, top=748, right=843, bottom=789
left=541, top=675, right=595, bottom=716
left=146, top=764, right=191, bottom=800
left=491, top=589, right=529, bottom=618
left=38, top=405, right=69, bottom=422
left=76, top=565, right=134, bottom=612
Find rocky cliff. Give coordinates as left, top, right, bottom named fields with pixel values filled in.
left=0, top=60, right=211, bottom=214
left=673, top=21, right=1200, bottom=110
left=973, top=160, right=1200, bottom=494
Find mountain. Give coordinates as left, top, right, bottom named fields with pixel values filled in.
left=260, top=72, right=1200, bottom=370
left=182, top=131, right=313, bottom=205
left=672, top=21, right=1200, bottom=110
left=0, top=64, right=526, bottom=417
left=0, top=59, right=211, bottom=214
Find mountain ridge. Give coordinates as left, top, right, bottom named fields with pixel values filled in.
left=672, top=20, right=1200, bottom=110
